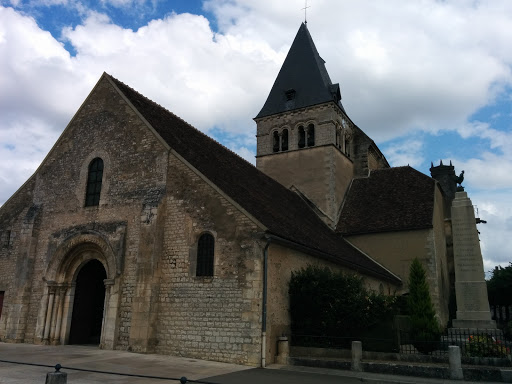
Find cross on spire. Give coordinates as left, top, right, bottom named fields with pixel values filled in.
left=302, top=0, right=311, bottom=24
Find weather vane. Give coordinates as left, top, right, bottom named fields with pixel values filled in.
left=302, top=0, right=311, bottom=24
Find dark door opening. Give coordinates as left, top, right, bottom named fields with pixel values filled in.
left=69, top=259, right=107, bottom=345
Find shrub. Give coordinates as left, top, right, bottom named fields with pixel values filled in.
left=407, top=258, right=441, bottom=354
left=466, top=335, right=510, bottom=358
left=289, top=265, right=397, bottom=349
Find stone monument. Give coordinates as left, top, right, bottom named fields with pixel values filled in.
left=451, top=191, right=496, bottom=329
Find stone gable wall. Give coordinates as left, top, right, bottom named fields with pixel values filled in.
left=0, top=77, right=169, bottom=346
left=154, top=152, right=264, bottom=365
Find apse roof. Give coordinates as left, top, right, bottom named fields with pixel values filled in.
left=337, top=167, right=436, bottom=235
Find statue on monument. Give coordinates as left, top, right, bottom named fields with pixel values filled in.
left=454, top=170, right=464, bottom=191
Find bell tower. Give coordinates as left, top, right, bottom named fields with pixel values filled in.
left=254, top=23, right=359, bottom=226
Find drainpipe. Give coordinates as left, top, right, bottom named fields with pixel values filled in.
left=261, top=238, right=271, bottom=368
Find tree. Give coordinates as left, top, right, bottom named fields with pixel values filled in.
left=487, top=263, right=512, bottom=307
left=407, top=258, right=440, bottom=354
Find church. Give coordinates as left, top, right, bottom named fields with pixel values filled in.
left=0, top=23, right=471, bottom=366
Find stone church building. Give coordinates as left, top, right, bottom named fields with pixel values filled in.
left=0, top=24, right=464, bottom=365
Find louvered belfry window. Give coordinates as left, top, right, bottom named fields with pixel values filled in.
left=196, top=233, right=214, bottom=277
left=85, top=158, right=104, bottom=207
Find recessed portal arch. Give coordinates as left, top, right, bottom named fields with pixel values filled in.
left=38, top=232, right=120, bottom=349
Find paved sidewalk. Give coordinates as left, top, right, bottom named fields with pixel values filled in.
left=0, top=342, right=505, bottom=384
left=0, top=342, right=250, bottom=383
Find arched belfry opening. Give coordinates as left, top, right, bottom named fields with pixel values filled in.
left=69, top=259, right=107, bottom=345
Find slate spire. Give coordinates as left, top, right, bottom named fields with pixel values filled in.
left=255, top=23, right=345, bottom=119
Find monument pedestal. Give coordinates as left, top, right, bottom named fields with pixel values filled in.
left=450, top=191, right=496, bottom=331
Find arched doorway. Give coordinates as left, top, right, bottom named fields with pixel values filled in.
left=69, top=259, right=107, bottom=345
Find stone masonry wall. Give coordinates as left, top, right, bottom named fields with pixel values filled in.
left=256, top=103, right=355, bottom=225
left=154, top=152, right=264, bottom=365
left=0, top=76, right=169, bottom=346
left=0, top=180, right=39, bottom=341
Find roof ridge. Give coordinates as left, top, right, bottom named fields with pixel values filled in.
left=107, top=73, right=254, bottom=167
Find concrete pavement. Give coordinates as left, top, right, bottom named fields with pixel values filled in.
left=0, top=342, right=504, bottom=383
left=0, top=343, right=250, bottom=383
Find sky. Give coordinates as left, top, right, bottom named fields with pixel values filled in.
left=0, top=0, right=511, bottom=274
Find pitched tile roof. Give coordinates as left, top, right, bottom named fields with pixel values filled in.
left=255, top=23, right=345, bottom=119
left=337, top=167, right=436, bottom=235
left=108, top=74, right=400, bottom=284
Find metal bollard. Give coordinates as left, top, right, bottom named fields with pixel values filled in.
left=45, top=364, right=67, bottom=384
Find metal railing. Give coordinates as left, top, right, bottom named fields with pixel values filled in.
left=292, top=328, right=512, bottom=357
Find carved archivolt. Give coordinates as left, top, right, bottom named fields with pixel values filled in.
left=45, top=231, right=118, bottom=283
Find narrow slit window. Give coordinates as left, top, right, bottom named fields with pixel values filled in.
left=85, top=158, right=104, bottom=207
left=272, top=131, right=280, bottom=153
left=307, top=124, right=315, bottom=147
left=196, top=233, right=214, bottom=277
left=281, top=129, right=289, bottom=151
left=1, top=230, right=10, bottom=248
left=298, top=126, right=305, bottom=148
left=0, top=291, right=4, bottom=320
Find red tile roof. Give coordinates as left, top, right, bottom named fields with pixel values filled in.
left=337, top=167, right=436, bottom=235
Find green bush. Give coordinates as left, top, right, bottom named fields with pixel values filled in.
left=407, top=258, right=441, bottom=354
left=503, top=321, right=512, bottom=339
left=466, top=335, right=510, bottom=358
left=289, top=265, right=397, bottom=349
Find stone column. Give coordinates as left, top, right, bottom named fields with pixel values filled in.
left=35, top=289, right=51, bottom=343
left=52, top=286, right=67, bottom=345
left=451, top=191, right=495, bottom=329
left=49, top=286, right=63, bottom=343
left=100, top=279, right=116, bottom=349
left=43, top=283, right=56, bottom=344
left=61, top=283, right=76, bottom=344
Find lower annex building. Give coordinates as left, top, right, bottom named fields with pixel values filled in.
left=0, top=23, right=469, bottom=365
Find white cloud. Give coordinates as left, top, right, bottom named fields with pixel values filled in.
left=451, top=121, right=512, bottom=190
left=232, top=146, right=255, bottom=165
left=471, top=191, right=512, bottom=271
left=1, top=1, right=512, bottom=271
left=382, top=139, right=424, bottom=168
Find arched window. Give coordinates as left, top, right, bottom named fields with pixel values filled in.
left=298, top=126, right=305, bottom=148
left=272, top=131, right=280, bottom=153
left=85, top=158, right=104, bottom=207
left=281, top=129, right=289, bottom=151
left=196, top=233, right=214, bottom=277
left=307, top=124, right=315, bottom=147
